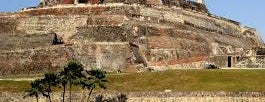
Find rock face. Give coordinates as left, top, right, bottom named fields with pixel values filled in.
left=0, top=1, right=264, bottom=76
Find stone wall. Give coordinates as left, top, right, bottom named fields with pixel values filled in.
left=128, top=97, right=265, bottom=102
left=17, top=4, right=256, bottom=42
left=75, top=25, right=135, bottom=42
left=20, top=4, right=139, bottom=16
left=138, top=6, right=259, bottom=48
left=1, top=92, right=265, bottom=102
left=0, top=4, right=264, bottom=76
left=0, top=34, right=53, bottom=51
left=0, top=46, right=72, bottom=77
left=0, top=42, right=131, bottom=77
left=182, top=11, right=241, bottom=37
left=16, top=15, right=88, bottom=40
left=40, top=0, right=185, bottom=6
left=72, top=42, right=131, bottom=72
left=39, top=0, right=209, bottom=13
left=0, top=17, right=17, bottom=34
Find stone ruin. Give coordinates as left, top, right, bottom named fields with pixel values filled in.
left=0, top=0, right=264, bottom=76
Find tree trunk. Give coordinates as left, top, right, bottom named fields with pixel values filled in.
left=48, top=85, right=52, bottom=102
left=70, top=81, right=72, bottom=102
left=62, top=84, right=66, bottom=102
left=87, top=87, right=94, bottom=102
left=36, top=96, right=39, bottom=102
left=48, top=91, right=52, bottom=102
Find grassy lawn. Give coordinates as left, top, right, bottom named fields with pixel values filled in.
left=0, top=80, right=30, bottom=92
left=1, top=69, right=265, bottom=92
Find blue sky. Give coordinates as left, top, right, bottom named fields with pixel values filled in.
left=206, top=0, right=265, bottom=40
left=0, top=0, right=264, bottom=40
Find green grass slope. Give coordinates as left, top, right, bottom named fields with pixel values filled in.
left=107, top=69, right=265, bottom=92
left=1, top=69, right=265, bottom=92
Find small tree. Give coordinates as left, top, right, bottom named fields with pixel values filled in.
left=81, top=69, right=108, bottom=101
left=58, top=73, right=68, bottom=102
left=41, top=73, right=60, bottom=102
left=59, top=59, right=84, bottom=102
left=24, top=79, right=45, bottom=102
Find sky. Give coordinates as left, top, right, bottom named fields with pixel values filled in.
left=0, top=0, right=264, bottom=40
